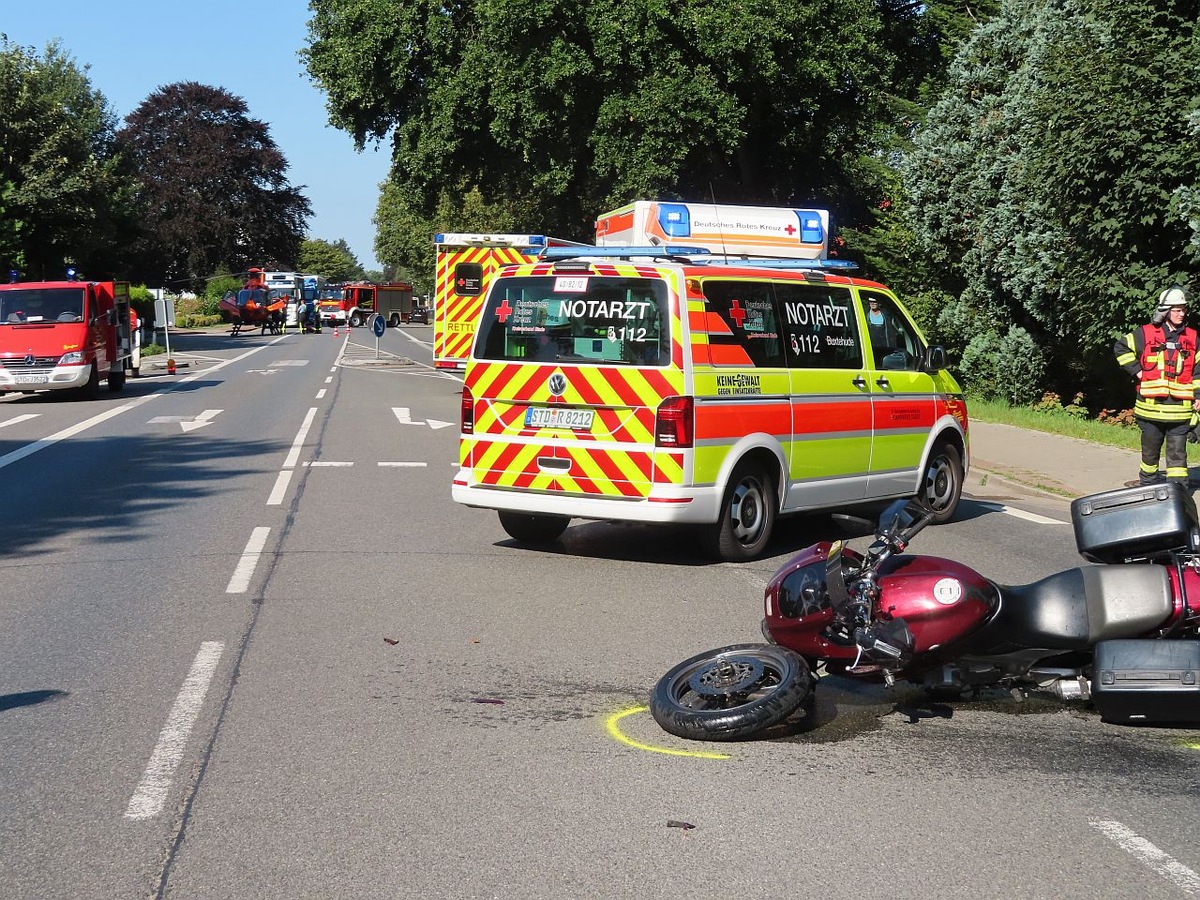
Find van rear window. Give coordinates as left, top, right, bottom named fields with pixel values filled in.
left=475, top=276, right=671, bottom=366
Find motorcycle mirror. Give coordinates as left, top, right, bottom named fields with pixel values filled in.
left=876, top=499, right=915, bottom=540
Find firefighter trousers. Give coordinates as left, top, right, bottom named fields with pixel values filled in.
left=1138, top=417, right=1191, bottom=485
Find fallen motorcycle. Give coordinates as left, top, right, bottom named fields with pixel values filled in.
left=651, top=483, right=1200, bottom=740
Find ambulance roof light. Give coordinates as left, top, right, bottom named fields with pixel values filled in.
left=697, top=257, right=859, bottom=271
left=540, top=245, right=712, bottom=260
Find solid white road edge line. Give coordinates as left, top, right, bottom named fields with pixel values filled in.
left=225, top=527, right=271, bottom=594
left=1091, top=819, right=1200, bottom=894
left=282, top=408, right=318, bottom=469
left=124, top=641, right=224, bottom=821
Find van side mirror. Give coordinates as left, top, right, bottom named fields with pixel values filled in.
left=924, top=346, right=946, bottom=371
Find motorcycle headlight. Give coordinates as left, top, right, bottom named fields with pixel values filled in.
left=59, top=351, right=84, bottom=365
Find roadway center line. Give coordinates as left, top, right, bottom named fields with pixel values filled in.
left=379, top=462, right=428, bottom=467
left=282, top=408, right=318, bottom=469
left=977, top=501, right=1066, bottom=525
left=124, top=641, right=224, bottom=821
left=266, top=471, right=293, bottom=506
left=1090, top=819, right=1200, bottom=895
left=226, top=527, right=271, bottom=593
left=0, top=413, right=39, bottom=429
left=315, top=389, right=327, bottom=399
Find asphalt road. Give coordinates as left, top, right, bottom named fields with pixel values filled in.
left=1, top=325, right=1198, bottom=899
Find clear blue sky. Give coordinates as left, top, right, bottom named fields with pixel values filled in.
left=4, top=1, right=390, bottom=270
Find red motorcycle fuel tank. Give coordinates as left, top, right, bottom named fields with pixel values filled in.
left=765, top=546, right=997, bottom=661
left=873, top=555, right=997, bottom=653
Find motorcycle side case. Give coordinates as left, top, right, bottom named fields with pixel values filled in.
left=1070, top=483, right=1198, bottom=563
left=1091, top=639, right=1200, bottom=725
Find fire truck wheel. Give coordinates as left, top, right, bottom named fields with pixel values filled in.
left=703, top=461, right=776, bottom=562
left=350, top=312, right=364, bottom=328
left=498, top=511, right=569, bottom=545
left=107, top=369, right=126, bottom=392
left=80, top=365, right=101, bottom=400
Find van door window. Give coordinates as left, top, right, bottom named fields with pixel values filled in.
left=702, top=280, right=784, bottom=367
left=774, top=283, right=863, bottom=370
left=860, top=290, right=922, bottom=371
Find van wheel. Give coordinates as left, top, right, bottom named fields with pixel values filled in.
left=703, top=462, right=776, bottom=561
left=498, top=511, right=569, bottom=545
left=922, top=443, right=963, bottom=524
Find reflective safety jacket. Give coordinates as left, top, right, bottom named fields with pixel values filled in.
left=1115, top=322, right=1198, bottom=422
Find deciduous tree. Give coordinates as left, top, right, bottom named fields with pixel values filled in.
left=0, top=39, right=136, bottom=279
left=117, top=82, right=312, bottom=287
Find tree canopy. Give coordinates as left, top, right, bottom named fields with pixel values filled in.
left=0, top=39, right=137, bottom=280
left=903, top=0, right=1200, bottom=404
left=298, top=238, right=365, bottom=282
left=304, top=0, right=944, bottom=276
left=117, top=82, right=313, bottom=288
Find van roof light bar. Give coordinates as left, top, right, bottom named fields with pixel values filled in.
left=696, top=257, right=859, bottom=271
left=539, top=245, right=712, bottom=260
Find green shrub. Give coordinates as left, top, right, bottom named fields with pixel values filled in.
left=175, top=313, right=223, bottom=328
left=958, top=326, right=1046, bottom=405
left=1031, top=391, right=1089, bottom=419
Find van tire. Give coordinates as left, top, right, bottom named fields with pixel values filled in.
left=922, top=442, right=963, bottom=524
left=703, top=462, right=776, bottom=562
left=498, top=511, right=569, bottom=545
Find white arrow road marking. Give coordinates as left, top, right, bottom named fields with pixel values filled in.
left=181, top=409, right=221, bottom=433
left=148, top=410, right=222, bottom=432
left=124, top=641, right=224, bottom=820
left=393, top=407, right=455, bottom=429
left=0, top=414, right=39, bottom=429
left=225, top=527, right=270, bottom=594
left=1091, top=820, right=1200, bottom=894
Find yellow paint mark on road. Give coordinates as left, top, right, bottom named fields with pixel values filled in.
left=605, top=705, right=731, bottom=760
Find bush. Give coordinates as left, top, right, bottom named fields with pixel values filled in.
left=958, top=326, right=1046, bottom=405
left=1031, top=391, right=1089, bottom=419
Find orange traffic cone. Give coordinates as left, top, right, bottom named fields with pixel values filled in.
left=167, top=358, right=176, bottom=375
left=333, top=324, right=339, bottom=336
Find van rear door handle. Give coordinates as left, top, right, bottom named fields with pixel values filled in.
left=853, top=376, right=867, bottom=389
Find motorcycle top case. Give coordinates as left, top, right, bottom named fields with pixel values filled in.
left=1091, top=639, right=1200, bottom=725
left=1070, top=482, right=1198, bottom=563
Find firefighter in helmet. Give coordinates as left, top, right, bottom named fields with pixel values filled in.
left=1114, top=286, right=1200, bottom=486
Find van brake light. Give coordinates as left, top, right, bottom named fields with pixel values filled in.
left=461, top=387, right=474, bottom=434
left=656, top=396, right=694, bottom=448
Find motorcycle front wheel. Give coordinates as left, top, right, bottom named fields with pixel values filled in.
left=650, top=644, right=814, bottom=741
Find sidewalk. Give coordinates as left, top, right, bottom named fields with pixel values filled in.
left=967, top=421, right=1162, bottom=501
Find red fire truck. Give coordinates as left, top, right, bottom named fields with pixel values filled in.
left=319, top=282, right=415, bottom=328
left=0, top=276, right=137, bottom=397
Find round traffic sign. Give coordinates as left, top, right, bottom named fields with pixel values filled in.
left=371, top=313, right=386, bottom=338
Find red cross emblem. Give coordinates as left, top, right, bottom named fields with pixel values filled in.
left=496, top=299, right=513, bottom=323
left=784, top=222, right=797, bottom=236
left=728, top=299, right=747, bottom=327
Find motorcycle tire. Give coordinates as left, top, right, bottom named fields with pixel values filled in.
left=650, top=643, right=814, bottom=741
